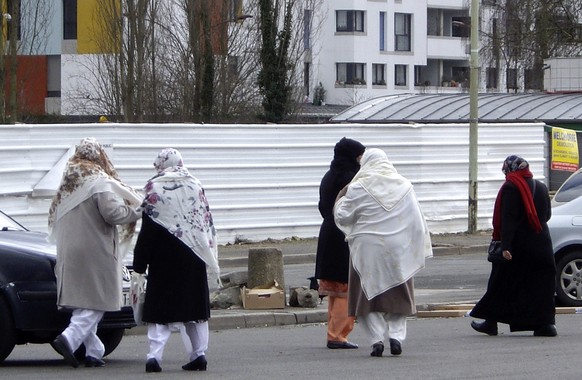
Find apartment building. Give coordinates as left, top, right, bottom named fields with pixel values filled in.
left=307, top=0, right=472, bottom=106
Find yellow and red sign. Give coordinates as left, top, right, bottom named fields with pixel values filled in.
left=551, top=127, right=579, bottom=172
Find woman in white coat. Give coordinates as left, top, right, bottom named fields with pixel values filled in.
left=334, top=148, right=432, bottom=357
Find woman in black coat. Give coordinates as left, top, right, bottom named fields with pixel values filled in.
left=470, top=155, right=557, bottom=337
left=133, top=148, right=219, bottom=373
left=314, top=137, right=365, bottom=349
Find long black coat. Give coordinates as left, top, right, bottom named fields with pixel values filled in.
left=471, top=179, right=556, bottom=330
left=133, top=215, right=210, bottom=324
left=314, top=158, right=359, bottom=283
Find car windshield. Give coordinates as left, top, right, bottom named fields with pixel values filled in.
left=554, top=170, right=582, bottom=203
left=0, top=211, right=27, bottom=231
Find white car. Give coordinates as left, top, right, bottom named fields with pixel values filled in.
left=548, top=168, right=582, bottom=307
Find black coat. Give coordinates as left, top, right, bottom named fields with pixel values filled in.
left=471, top=179, right=556, bottom=330
left=314, top=157, right=359, bottom=283
left=133, top=215, right=210, bottom=324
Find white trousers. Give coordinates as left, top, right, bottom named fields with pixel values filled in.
left=147, top=321, right=209, bottom=363
left=358, top=312, right=407, bottom=346
left=61, top=308, right=105, bottom=359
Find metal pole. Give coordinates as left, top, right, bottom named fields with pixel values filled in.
left=468, top=0, right=480, bottom=233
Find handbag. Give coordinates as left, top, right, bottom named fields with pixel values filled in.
left=487, top=240, right=504, bottom=263
left=130, top=272, right=147, bottom=325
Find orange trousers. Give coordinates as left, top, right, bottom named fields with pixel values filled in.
left=327, top=295, right=355, bottom=342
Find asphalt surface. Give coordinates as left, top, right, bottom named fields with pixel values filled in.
left=130, top=231, right=494, bottom=334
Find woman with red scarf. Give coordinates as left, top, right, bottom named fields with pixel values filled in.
left=470, top=155, right=557, bottom=337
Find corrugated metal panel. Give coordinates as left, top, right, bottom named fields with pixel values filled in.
left=0, top=122, right=547, bottom=244
left=331, top=93, right=582, bottom=123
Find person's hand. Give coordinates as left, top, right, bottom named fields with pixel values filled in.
left=335, top=185, right=348, bottom=202
left=503, top=250, right=512, bottom=261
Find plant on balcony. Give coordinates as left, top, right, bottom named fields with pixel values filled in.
left=313, top=82, right=326, bottom=106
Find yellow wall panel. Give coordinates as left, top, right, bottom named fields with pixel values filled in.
left=77, top=0, right=120, bottom=54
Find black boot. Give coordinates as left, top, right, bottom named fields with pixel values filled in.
left=470, top=320, right=498, bottom=336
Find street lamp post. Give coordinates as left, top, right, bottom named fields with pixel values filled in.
left=468, top=0, right=480, bottom=233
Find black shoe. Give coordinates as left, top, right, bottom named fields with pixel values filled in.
left=470, top=320, right=498, bottom=336
left=50, top=335, right=79, bottom=368
left=145, top=358, right=162, bottom=373
left=370, top=342, right=384, bottom=357
left=182, top=355, right=207, bottom=371
left=327, top=341, right=359, bottom=349
left=534, top=325, right=558, bottom=337
left=389, top=338, right=402, bottom=356
left=85, top=356, right=105, bottom=367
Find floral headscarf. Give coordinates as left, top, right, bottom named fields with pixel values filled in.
left=143, top=148, right=220, bottom=277
left=48, top=138, right=141, bottom=249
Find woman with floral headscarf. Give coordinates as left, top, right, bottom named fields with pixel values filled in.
left=48, top=138, right=142, bottom=368
left=133, top=148, right=219, bottom=373
left=470, top=155, right=557, bottom=337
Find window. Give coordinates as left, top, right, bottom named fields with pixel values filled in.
left=395, top=13, right=411, bottom=51
left=452, top=17, right=470, bottom=38
left=304, top=9, right=312, bottom=50
left=395, top=65, right=407, bottom=86
left=336, top=63, right=366, bottom=85
left=304, top=62, right=311, bottom=96
left=6, top=0, right=21, bottom=40
left=372, top=64, right=386, bottom=85
left=379, top=12, right=386, bottom=51
left=230, top=0, right=243, bottom=20
left=414, top=65, right=430, bottom=86
left=336, top=10, right=365, bottom=32
left=506, top=68, right=518, bottom=90
left=486, top=67, right=498, bottom=89
left=524, top=69, right=542, bottom=90
left=63, top=0, right=77, bottom=40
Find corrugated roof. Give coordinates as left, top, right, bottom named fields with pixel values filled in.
left=331, top=93, right=582, bottom=123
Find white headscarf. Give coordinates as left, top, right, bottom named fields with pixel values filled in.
left=143, top=148, right=220, bottom=278
left=350, top=148, right=412, bottom=211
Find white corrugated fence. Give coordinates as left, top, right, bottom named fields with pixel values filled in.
left=0, top=122, right=548, bottom=244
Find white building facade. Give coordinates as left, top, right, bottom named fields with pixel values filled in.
left=306, top=0, right=472, bottom=106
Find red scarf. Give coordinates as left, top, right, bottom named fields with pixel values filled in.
left=492, top=168, right=542, bottom=240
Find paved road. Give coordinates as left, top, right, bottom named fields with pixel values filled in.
left=4, top=313, right=580, bottom=379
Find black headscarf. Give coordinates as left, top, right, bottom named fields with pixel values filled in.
left=330, top=137, right=366, bottom=172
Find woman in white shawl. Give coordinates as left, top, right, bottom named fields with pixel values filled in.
left=334, top=148, right=432, bottom=357
left=133, top=148, right=219, bottom=373
left=48, top=138, right=142, bottom=368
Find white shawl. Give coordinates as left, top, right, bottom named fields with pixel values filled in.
left=334, top=149, right=433, bottom=300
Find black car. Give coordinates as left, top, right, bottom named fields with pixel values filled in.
left=0, top=210, right=136, bottom=363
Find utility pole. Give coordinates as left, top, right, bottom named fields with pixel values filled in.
left=468, top=0, right=479, bottom=233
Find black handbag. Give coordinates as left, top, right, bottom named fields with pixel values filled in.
left=487, top=240, right=504, bottom=263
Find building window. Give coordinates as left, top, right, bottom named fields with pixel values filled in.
left=6, top=0, right=21, bottom=40
left=414, top=65, right=430, bottom=86
left=379, top=12, right=386, bottom=51
left=230, top=0, right=243, bottom=20
left=304, top=9, right=312, bottom=50
left=486, top=67, right=498, bottom=89
left=304, top=62, right=310, bottom=96
left=336, top=10, right=365, bottom=32
left=506, top=68, right=518, bottom=90
left=336, top=63, right=366, bottom=85
left=63, top=0, right=77, bottom=40
left=524, top=69, right=542, bottom=90
left=372, top=64, right=386, bottom=85
left=395, top=13, right=411, bottom=51
left=452, top=17, right=470, bottom=38
left=395, top=64, right=407, bottom=86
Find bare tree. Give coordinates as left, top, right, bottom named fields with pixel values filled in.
left=480, top=0, right=582, bottom=92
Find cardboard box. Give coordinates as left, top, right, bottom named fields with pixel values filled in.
left=241, top=281, right=285, bottom=310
